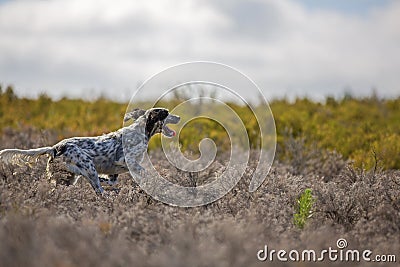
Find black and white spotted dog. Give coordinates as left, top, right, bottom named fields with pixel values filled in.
left=0, top=108, right=180, bottom=194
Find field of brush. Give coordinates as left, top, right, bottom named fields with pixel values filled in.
left=0, top=87, right=399, bottom=266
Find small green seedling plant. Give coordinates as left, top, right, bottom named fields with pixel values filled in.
left=294, top=188, right=315, bottom=229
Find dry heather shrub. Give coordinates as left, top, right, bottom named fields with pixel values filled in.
left=0, top=129, right=399, bottom=266
left=281, top=133, right=347, bottom=180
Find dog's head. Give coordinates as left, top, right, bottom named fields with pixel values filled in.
left=125, top=108, right=180, bottom=138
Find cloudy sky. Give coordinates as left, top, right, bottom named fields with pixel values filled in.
left=0, top=0, right=399, bottom=101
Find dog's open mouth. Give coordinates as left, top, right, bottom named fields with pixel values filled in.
left=162, top=114, right=180, bottom=138
left=162, top=125, right=176, bottom=137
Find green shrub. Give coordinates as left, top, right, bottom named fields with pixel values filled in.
left=294, top=188, right=315, bottom=229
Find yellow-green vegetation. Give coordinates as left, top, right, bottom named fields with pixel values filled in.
left=293, top=188, right=315, bottom=229
left=1, top=85, right=399, bottom=169
left=0, top=85, right=126, bottom=137
left=272, top=96, right=400, bottom=169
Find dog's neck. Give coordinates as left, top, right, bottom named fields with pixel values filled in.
left=120, top=116, right=148, bottom=139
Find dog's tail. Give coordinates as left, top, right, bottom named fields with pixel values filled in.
left=0, top=147, right=54, bottom=166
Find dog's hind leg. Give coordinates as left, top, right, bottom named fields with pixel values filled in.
left=61, top=144, right=104, bottom=194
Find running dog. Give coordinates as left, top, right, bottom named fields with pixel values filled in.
left=0, top=108, right=180, bottom=194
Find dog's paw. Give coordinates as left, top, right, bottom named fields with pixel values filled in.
left=95, top=186, right=105, bottom=195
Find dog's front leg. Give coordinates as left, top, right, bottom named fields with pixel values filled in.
left=126, top=159, right=147, bottom=179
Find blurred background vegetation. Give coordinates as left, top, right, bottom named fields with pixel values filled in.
left=1, top=84, right=399, bottom=170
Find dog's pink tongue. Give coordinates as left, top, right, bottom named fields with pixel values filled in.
left=172, top=130, right=176, bottom=136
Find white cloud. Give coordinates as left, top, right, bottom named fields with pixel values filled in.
left=0, top=0, right=399, bottom=101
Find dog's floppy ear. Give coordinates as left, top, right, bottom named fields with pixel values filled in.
left=124, top=108, right=146, bottom=122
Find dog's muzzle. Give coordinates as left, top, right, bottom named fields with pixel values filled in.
left=162, top=114, right=180, bottom=137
